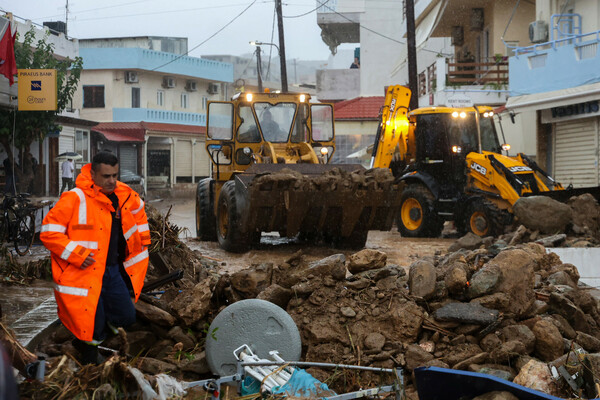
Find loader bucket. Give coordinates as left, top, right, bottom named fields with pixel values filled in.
left=234, top=164, right=403, bottom=246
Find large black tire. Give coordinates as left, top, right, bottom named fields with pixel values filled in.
left=397, top=184, right=443, bottom=238
left=196, top=178, right=217, bottom=241
left=464, top=198, right=505, bottom=237
left=216, top=181, right=250, bottom=253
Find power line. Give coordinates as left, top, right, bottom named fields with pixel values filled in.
left=150, top=0, right=258, bottom=72
left=72, top=2, right=269, bottom=23
left=283, top=0, right=332, bottom=18
left=27, top=2, right=269, bottom=23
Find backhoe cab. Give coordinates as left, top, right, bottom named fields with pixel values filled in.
left=371, top=85, right=566, bottom=237
left=196, top=91, right=402, bottom=252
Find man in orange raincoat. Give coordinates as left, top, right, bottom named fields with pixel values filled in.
left=40, top=151, right=151, bottom=364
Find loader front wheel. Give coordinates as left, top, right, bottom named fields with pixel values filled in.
left=196, top=178, right=217, bottom=241
left=397, top=184, right=442, bottom=237
left=216, top=181, right=250, bottom=253
left=465, top=199, right=503, bottom=237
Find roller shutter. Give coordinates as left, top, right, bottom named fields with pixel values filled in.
left=175, top=139, right=192, bottom=177
left=120, top=145, right=137, bottom=175
left=58, top=131, right=75, bottom=189
left=553, top=118, right=598, bottom=188
left=194, top=138, right=210, bottom=178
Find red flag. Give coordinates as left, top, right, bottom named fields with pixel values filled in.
left=0, top=17, right=17, bottom=86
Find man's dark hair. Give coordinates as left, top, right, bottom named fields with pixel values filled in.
left=92, top=151, right=119, bottom=171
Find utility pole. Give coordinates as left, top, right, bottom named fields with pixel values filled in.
left=406, top=0, right=418, bottom=110
left=275, top=0, right=288, bottom=92
left=65, top=0, right=69, bottom=36
left=255, top=46, right=263, bottom=92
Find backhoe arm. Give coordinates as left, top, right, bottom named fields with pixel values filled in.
left=370, top=86, right=411, bottom=169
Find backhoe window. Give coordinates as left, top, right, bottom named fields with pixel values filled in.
left=447, top=113, right=501, bottom=154
left=237, top=105, right=260, bottom=143
left=255, top=103, right=295, bottom=142
left=415, top=114, right=447, bottom=160
left=479, top=117, right=501, bottom=153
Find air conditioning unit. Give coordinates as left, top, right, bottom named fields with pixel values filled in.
left=529, top=20, right=549, bottom=43
left=207, top=83, right=219, bottom=94
left=162, top=76, right=176, bottom=88
left=125, top=71, right=138, bottom=83
left=185, top=80, right=197, bottom=92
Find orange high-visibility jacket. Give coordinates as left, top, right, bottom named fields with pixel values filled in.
left=40, top=164, right=151, bottom=341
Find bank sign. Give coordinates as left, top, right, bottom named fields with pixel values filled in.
left=17, top=69, right=57, bottom=111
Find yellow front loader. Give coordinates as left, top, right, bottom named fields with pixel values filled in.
left=196, top=91, right=402, bottom=252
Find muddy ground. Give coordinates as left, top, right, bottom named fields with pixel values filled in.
left=151, top=196, right=454, bottom=274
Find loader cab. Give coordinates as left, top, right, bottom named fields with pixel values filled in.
left=205, top=92, right=336, bottom=182
left=410, top=107, right=501, bottom=196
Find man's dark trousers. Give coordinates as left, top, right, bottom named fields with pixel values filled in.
left=92, top=263, right=136, bottom=342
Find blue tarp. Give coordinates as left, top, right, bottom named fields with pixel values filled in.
left=241, top=369, right=336, bottom=397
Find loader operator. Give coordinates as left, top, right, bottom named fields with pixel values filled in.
left=40, top=151, right=151, bottom=365
left=260, top=110, right=286, bottom=142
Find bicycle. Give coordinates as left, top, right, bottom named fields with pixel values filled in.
left=0, top=193, right=36, bottom=256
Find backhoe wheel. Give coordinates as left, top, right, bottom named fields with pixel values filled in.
left=216, top=181, right=250, bottom=253
left=196, top=178, right=217, bottom=241
left=465, top=199, right=504, bottom=237
left=397, top=184, right=442, bottom=238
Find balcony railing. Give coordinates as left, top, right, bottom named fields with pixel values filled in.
left=447, top=58, right=508, bottom=87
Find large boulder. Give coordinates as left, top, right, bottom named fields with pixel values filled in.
left=513, top=196, right=572, bottom=234
left=448, top=233, right=484, bottom=253
left=474, top=249, right=536, bottom=317
left=532, top=319, right=564, bottom=361
left=568, top=193, right=600, bottom=237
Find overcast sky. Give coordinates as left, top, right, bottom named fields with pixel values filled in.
left=3, top=0, right=350, bottom=61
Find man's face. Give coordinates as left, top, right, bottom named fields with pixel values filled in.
left=91, top=163, right=119, bottom=194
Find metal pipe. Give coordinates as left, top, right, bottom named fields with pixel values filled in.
left=242, top=360, right=395, bottom=373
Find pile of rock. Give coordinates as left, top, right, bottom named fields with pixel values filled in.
left=508, top=193, right=600, bottom=245
left=21, top=233, right=600, bottom=398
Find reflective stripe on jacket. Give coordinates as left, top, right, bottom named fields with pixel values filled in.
left=40, top=163, right=151, bottom=341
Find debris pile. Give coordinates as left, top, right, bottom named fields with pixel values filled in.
left=18, top=234, right=600, bottom=399
left=12, top=197, right=600, bottom=399
left=509, top=194, right=600, bottom=245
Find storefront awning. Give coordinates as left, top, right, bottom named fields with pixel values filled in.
left=506, top=82, right=600, bottom=113
left=416, top=0, right=447, bottom=49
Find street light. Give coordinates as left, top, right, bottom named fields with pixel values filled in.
left=250, top=41, right=280, bottom=55
left=250, top=40, right=285, bottom=92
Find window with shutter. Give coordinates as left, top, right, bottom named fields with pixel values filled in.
left=83, top=85, right=105, bottom=108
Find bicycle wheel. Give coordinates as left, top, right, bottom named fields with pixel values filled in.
left=14, top=210, right=35, bottom=256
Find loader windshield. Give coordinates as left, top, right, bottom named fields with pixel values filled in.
left=255, top=103, right=295, bottom=143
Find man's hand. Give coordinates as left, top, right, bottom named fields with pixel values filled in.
left=81, top=253, right=96, bottom=269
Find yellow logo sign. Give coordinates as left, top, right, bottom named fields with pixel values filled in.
left=17, top=69, right=57, bottom=111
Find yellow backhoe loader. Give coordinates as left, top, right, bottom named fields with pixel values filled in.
left=370, top=85, right=595, bottom=237
left=196, top=91, right=402, bottom=252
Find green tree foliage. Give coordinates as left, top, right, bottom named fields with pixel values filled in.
left=0, top=27, right=82, bottom=192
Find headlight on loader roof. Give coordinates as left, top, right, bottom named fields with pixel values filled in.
left=246, top=93, right=253, bottom=102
